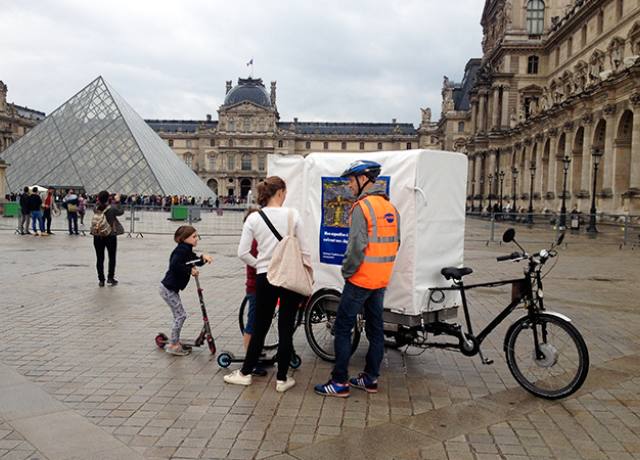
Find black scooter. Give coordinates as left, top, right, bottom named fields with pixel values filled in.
left=155, top=260, right=216, bottom=354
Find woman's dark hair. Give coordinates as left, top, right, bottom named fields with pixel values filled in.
left=257, top=176, right=286, bottom=207
left=174, top=225, right=196, bottom=244
left=97, top=190, right=109, bottom=203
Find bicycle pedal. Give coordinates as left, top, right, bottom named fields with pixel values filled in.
left=482, top=358, right=494, bottom=365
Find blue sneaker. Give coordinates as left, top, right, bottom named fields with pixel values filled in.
left=349, top=373, right=378, bottom=393
left=315, top=379, right=349, bottom=397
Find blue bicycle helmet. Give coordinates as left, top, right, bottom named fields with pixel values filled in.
left=340, top=160, right=381, bottom=180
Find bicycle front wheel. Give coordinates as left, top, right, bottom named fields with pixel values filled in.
left=504, top=313, right=589, bottom=399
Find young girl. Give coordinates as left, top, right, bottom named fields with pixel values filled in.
left=160, top=226, right=213, bottom=356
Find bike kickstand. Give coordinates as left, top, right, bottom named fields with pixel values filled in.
left=478, top=349, right=494, bottom=365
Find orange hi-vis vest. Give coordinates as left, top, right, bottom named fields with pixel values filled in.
left=348, top=195, right=400, bottom=289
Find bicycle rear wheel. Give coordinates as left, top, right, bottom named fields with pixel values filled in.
left=304, top=289, right=361, bottom=362
left=504, top=312, right=589, bottom=399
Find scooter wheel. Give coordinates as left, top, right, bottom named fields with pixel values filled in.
left=217, top=352, right=234, bottom=368
left=289, top=354, right=302, bottom=369
left=155, top=333, right=168, bottom=348
left=208, top=340, right=216, bottom=355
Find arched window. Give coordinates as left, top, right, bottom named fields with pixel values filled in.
left=359, top=142, right=365, bottom=150
left=305, top=141, right=311, bottom=149
left=241, top=153, right=252, bottom=170
left=278, top=140, right=284, bottom=148
left=526, top=0, right=545, bottom=36
left=210, top=139, right=215, bottom=147
left=377, top=142, right=383, bottom=150
left=243, top=117, right=251, bottom=132
left=528, top=56, right=539, bottom=74
left=341, top=142, right=347, bottom=150
left=458, top=121, right=465, bottom=132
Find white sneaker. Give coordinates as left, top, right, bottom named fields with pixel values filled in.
left=276, top=377, right=296, bottom=392
left=224, top=369, right=252, bottom=386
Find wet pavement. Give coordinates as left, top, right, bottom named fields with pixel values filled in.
left=0, top=216, right=639, bottom=460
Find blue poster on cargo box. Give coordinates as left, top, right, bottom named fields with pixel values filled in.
left=319, top=176, right=390, bottom=265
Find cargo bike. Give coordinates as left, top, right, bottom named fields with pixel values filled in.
left=269, top=150, right=590, bottom=399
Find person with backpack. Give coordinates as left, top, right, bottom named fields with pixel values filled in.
left=91, top=190, right=124, bottom=287
left=62, top=189, right=80, bottom=235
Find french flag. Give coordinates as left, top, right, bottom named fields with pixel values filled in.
left=247, top=59, right=253, bottom=66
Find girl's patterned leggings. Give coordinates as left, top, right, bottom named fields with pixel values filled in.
left=159, top=284, right=187, bottom=345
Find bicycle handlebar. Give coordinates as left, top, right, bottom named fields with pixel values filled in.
left=497, top=252, right=521, bottom=262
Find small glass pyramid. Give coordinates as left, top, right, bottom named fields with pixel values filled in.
left=2, top=76, right=216, bottom=198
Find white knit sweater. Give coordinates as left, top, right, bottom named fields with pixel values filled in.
left=237, top=207, right=311, bottom=274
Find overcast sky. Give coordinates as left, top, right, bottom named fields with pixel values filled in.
left=2, top=0, right=485, bottom=127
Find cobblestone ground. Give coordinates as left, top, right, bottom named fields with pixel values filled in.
left=0, top=216, right=639, bottom=460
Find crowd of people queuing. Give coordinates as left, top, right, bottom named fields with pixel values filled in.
left=6, top=191, right=250, bottom=211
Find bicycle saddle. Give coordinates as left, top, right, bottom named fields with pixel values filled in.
left=441, top=267, right=473, bottom=281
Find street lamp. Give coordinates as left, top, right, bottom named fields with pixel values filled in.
left=512, top=168, right=519, bottom=213
left=527, top=163, right=536, bottom=224
left=488, top=174, right=493, bottom=214
left=559, top=155, right=571, bottom=228
left=499, top=171, right=505, bottom=212
left=471, top=178, right=476, bottom=212
left=479, top=176, right=485, bottom=213
left=586, top=148, right=603, bottom=233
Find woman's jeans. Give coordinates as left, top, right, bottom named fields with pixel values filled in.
left=331, top=281, right=386, bottom=384
left=93, top=235, right=117, bottom=281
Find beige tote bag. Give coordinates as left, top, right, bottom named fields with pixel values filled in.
left=262, top=209, right=314, bottom=296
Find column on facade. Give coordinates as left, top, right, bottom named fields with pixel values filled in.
left=563, top=131, right=574, bottom=208
left=478, top=91, right=487, bottom=134
left=491, top=86, right=501, bottom=130
left=601, top=111, right=616, bottom=194
left=470, top=99, right=478, bottom=136
left=580, top=120, right=593, bottom=196
left=475, top=154, right=483, bottom=192
left=500, top=85, right=510, bottom=130
left=631, top=106, right=640, bottom=190
left=547, top=130, right=559, bottom=203
left=488, top=150, right=497, bottom=196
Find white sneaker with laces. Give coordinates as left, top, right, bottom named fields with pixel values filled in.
left=224, top=369, right=252, bottom=386
left=276, top=377, right=296, bottom=392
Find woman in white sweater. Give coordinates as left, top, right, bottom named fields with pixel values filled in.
left=224, top=176, right=311, bottom=392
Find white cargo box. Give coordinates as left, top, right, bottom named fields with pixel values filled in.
left=268, top=149, right=467, bottom=316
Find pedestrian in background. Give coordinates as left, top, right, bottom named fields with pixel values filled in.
left=28, top=187, right=45, bottom=236
left=62, top=189, right=80, bottom=235
left=18, top=187, right=31, bottom=235
left=40, top=186, right=59, bottom=235
left=93, top=191, right=124, bottom=286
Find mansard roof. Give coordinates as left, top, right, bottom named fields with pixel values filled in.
left=278, top=121, right=417, bottom=136
left=453, top=59, right=482, bottom=111
left=223, top=77, right=272, bottom=107
left=146, top=119, right=217, bottom=133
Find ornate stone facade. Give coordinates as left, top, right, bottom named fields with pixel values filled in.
left=440, top=0, right=640, bottom=215
left=0, top=81, right=44, bottom=156
left=147, top=78, right=440, bottom=198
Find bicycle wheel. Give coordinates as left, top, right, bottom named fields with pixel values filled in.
left=238, top=295, right=279, bottom=349
left=504, top=313, right=589, bottom=399
left=304, top=289, right=361, bottom=362
left=238, top=295, right=304, bottom=350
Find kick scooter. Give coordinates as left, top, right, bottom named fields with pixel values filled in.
left=155, top=260, right=216, bottom=354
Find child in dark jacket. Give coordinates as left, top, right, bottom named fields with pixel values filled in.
left=160, top=226, right=213, bottom=356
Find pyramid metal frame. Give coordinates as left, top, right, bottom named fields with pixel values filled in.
left=2, top=76, right=216, bottom=198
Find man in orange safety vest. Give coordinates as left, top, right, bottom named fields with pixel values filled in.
left=315, top=160, right=400, bottom=397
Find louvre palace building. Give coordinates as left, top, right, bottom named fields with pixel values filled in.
left=440, top=0, right=640, bottom=215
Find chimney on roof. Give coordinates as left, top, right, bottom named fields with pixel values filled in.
left=392, top=118, right=397, bottom=124
left=294, top=117, right=298, bottom=123
left=226, top=81, right=232, bottom=94
left=206, top=114, right=212, bottom=121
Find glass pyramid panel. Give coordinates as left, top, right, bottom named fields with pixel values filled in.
left=3, top=76, right=216, bottom=198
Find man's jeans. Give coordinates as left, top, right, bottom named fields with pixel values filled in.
left=30, top=210, right=44, bottom=233
left=19, top=213, right=30, bottom=233
left=332, top=281, right=386, bottom=384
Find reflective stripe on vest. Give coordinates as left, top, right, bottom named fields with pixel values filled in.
left=348, top=195, right=400, bottom=290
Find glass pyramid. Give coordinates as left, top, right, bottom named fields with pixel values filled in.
left=2, top=76, right=216, bottom=198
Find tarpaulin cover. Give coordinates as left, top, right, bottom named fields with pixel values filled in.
left=268, top=149, right=467, bottom=315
